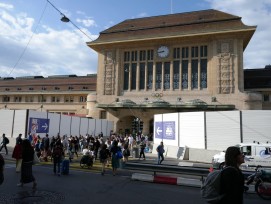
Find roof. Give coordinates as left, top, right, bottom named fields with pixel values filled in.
left=88, top=9, right=256, bottom=50
left=244, top=67, right=271, bottom=89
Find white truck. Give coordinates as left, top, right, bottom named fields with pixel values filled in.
left=212, top=143, right=271, bottom=169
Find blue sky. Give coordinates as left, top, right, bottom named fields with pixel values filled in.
left=0, top=0, right=271, bottom=77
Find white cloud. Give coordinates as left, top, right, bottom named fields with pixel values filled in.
left=206, top=0, right=271, bottom=69
left=0, top=4, right=98, bottom=77
left=0, top=3, right=13, bottom=10
left=76, top=17, right=97, bottom=27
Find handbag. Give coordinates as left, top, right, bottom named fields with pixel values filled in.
left=116, top=150, right=123, bottom=159
left=33, top=152, right=40, bottom=164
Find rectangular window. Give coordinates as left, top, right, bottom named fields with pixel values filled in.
left=173, top=61, right=180, bottom=89
left=25, top=96, right=34, bottom=102
left=263, top=94, right=269, bottom=102
left=140, top=50, right=146, bottom=61
left=191, top=59, right=198, bottom=89
left=38, top=96, right=46, bottom=102
left=147, top=62, right=153, bottom=90
left=147, top=50, right=153, bottom=61
left=131, top=51, right=137, bottom=61
left=182, top=47, right=189, bottom=58
left=191, top=46, right=198, bottom=58
left=182, top=60, right=188, bottom=89
left=139, top=63, right=145, bottom=90
left=156, top=62, right=162, bottom=89
left=173, top=48, right=180, bottom=59
left=164, top=62, right=170, bottom=90
left=79, top=96, right=86, bottom=102
left=100, top=111, right=107, bottom=119
left=124, top=52, right=130, bottom=62
left=123, top=63, right=129, bottom=90
left=14, top=96, right=22, bottom=102
left=200, top=45, right=208, bottom=57
left=200, top=59, right=207, bottom=88
left=131, top=63, right=137, bottom=90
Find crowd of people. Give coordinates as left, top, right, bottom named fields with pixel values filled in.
left=5, top=131, right=152, bottom=187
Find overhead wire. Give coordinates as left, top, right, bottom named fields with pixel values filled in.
left=46, top=0, right=93, bottom=41
left=7, top=1, right=49, bottom=77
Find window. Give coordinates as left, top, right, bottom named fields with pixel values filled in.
left=182, top=60, right=188, bottom=89
left=65, top=96, right=74, bottom=103
left=131, top=63, right=137, bottom=90
left=100, top=111, right=107, bottom=119
left=124, top=51, right=130, bottom=62
left=54, top=87, right=60, bottom=90
left=173, top=48, right=180, bottom=59
left=38, top=96, right=46, bottom=102
left=29, top=87, right=34, bottom=90
left=41, top=87, right=47, bottom=90
left=173, top=61, right=180, bottom=89
left=3, top=96, right=10, bottom=102
left=140, top=50, right=146, bottom=61
left=79, top=96, right=87, bottom=102
left=164, top=62, right=170, bottom=90
left=263, top=94, right=269, bottom=102
left=191, top=46, right=198, bottom=58
left=147, top=62, right=153, bottom=90
left=155, top=62, right=162, bottom=89
left=147, top=50, right=153, bottom=61
left=123, top=63, right=129, bottom=90
left=52, top=96, right=60, bottom=102
left=68, top=86, right=73, bottom=90
left=82, top=86, right=88, bottom=90
left=139, top=63, right=145, bottom=90
left=131, top=51, right=137, bottom=61
left=191, top=59, right=198, bottom=89
left=14, top=96, right=22, bottom=102
left=25, top=96, right=34, bottom=102
left=182, top=47, right=189, bottom=58
left=200, top=45, right=208, bottom=57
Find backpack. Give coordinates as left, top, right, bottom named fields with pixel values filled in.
left=200, top=167, right=232, bottom=203
left=53, top=146, right=63, bottom=158
left=4, top=137, right=9, bottom=144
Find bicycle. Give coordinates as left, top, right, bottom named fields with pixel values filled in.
left=246, top=165, right=271, bottom=200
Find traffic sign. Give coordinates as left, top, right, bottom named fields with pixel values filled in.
left=29, top=118, right=50, bottom=134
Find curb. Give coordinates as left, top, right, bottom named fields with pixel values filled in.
left=131, top=173, right=255, bottom=193
left=131, top=173, right=202, bottom=187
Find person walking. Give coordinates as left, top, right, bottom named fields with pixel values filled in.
left=17, top=139, right=37, bottom=189
left=218, top=146, right=245, bottom=204
left=52, top=141, right=64, bottom=176
left=0, top=134, right=9, bottom=155
left=110, top=140, right=121, bottom=176
left=122, top=143, right=130, bottom=163
left=156, top=141, right=165, bottom=164
left=99, top=144, right=110, bottom=175
left=12, top=133, right=23, bottom=172
left=139, top=139, right=146, bottom=160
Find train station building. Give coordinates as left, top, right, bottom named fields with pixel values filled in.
left=86, top=9, right=261, bottom=135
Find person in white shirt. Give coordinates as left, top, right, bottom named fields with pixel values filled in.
left=128, top=134, right=134, bottom=149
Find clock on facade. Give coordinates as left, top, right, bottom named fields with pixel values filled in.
left=157, top=46, right=169, bottom=58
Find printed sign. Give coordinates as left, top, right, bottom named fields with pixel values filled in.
left=29, top=118, right=50, bottom=134
left=155, top=121, right=175, bottom=140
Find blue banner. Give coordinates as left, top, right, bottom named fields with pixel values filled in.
left=29, top=118, right=50, bottom=134
left=155, top=121, right=175, bottom=140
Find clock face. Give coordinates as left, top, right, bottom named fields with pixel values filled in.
left=157, top=46, right=169, bottom=58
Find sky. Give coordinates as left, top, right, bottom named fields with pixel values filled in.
left=0, top=0, right=271, bottom=78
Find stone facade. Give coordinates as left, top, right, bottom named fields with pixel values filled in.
left=87, top=9, right=262, bottom=135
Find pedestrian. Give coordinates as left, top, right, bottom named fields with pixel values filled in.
left=93, top=137, right=101, bottom=160
left=156, top=141, right=165, bottom=164
left=99, top=144, right=110, bottom=175
left=139, top=139, right=146, bottom=160
left=110, top=140, right=121, bottom=176
left=17, top=139, right=37, bottom=189
left=122, top=143, right=130, bottom=162
left=0, top=154, right=4, bottom=185
left=218, top=146, right=245, bottom=204
left=12, top=133, right=23, bottom=172
left=52, top=141, right=64, bottom=176
left=0, top=134, right=9, bottom=155
left=43, top=134, right=50, bottom=162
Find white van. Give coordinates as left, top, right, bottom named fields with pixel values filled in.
left=212, top=142, right=271, bottom=169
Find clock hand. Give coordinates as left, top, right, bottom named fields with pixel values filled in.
left=158, top=51, right=165, bottom=53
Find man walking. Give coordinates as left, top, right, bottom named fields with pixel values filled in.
left=156, top=141, right=165, bottom=164
left=0, top=134, right=9, bottom=155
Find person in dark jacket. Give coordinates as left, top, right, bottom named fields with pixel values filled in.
left=12, top=133, right=23, bottom=172
left=219, top=146, right=245, bottom=204
left=17, top=139, right=37, bottom=189
left=0, top=134, right=9, bottom=155
left=110, top=140, right=121, bottom=176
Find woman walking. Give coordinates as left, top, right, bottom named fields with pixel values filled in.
left=219, top=146, right=245, bottom=204
left=99, top=144, right=110, bottom=175
left=17, top=139, right=37, bottom=189
left=12, top=133, right=23, bottom=172
left=110, top=140, right=121, bottom=176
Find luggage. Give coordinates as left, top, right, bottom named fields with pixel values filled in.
left=61, top=159, right=70, bottom=175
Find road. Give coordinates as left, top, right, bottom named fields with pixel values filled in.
left=0, top=162, right=269, bottom=204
